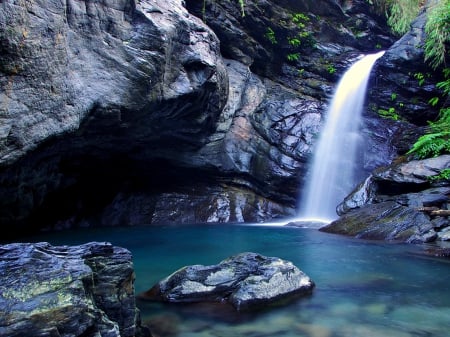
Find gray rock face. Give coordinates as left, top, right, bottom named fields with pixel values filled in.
left=0, top=0, right=229, bottom=231
left=324, top=155, right=450, bottom=243
left=0, top=0, right=444, bottom=233
left=373, top=155, right=450, bottom=184
left=139, top=252, right=315, bottom=310
left=0, top=242, right=151, bottom=337
left=0, top=0, right=227, bottom=164
left=324, top=201, right=436, bottom=243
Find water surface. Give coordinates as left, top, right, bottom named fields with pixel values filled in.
left=25, top=224, right=450, bottom=337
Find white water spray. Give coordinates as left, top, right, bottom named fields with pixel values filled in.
left=298, top=51, right=385, bottom=223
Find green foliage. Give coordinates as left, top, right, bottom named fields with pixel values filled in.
left=327, top=64, right=336, bottom=74
left=429, top=96, right=439, bottom=107
left=268, top=11, right=315, bottom=64
left=413, top=72, right=425, bottom=86
left=285, top=12, right=314, bottom=58
left=424, top=0, right=450, bottom=70
left=292, top=12, right=309, bottom=26
left=431, top=108, right=450, bottom=133
left=407, top=107, right=450, bottom=158
left=287, top=53, right=300, bottom=61
left=436, top=68, right=450, bottom=96
left=380, top=0, right=448, bottom=70
left=288, top=37, right=301, bottom=47
left=408, top=71, right=450, bottom=160
left=291, top=12, right=315, bottom=48
left=378, top=107, right=401, bottom=120
left=265, top=27, right=277, bottom=44
left=407, top=131, right=450, bottom=158
left=374, top=0, right=449, bottom=159
left=386, top=0, right=421, bottom=35
left=428, top=168, right=450, bottom=182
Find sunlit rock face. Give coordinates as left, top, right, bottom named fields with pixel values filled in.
left=0, top=0, right=444, bottom=235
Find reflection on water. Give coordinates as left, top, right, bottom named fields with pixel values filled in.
left=23, top=224, right=450, bottom=337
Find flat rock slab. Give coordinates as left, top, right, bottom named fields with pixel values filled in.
left=139, top=252, right=314, bottom=310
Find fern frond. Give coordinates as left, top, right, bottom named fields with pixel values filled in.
left=407, top=131, right=450, bottom=158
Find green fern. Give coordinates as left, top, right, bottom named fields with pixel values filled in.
left=287, top=53, right=300, bottom=61
left=428, top=168, right=450, bottom=182
left=407, top=131, right=450, bottom=158
left=386, top=0, right=421, bottom=35
left=424, top=0, right=450, bottom=70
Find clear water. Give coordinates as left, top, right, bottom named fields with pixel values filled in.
left=23, top=223, right=450, bottom=337
left=299, top=51, right=385, bottom=222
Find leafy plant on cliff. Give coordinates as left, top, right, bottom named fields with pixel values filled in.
left=407, top=107, right=450, bottom=158
left=407, top=68, right=450, bottom=159
left=290, top=12, right=315, bottom=48
left=407, top=130, right=450, bottom=158
left=284, top=12, right=315, bottom=63
left=386, top=0, right=422, bottom=34
left=265, top=27, right=278, bottom=44
left=378, top=0, right=450, bottom=160
left=428, top=168, right=450, bottom=182
left=264, top=12, right=315, bottom=64
left=378, top=107, right=402, bottom=120
left=424, top=0, right=450, bottom=69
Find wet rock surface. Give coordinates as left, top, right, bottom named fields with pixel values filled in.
left=139, top=252, right=315, bottom=310
left=323, top=155, right=450, bottom=243
left=0, top=242, right=151, bottom=337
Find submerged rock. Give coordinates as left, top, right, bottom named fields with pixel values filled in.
left=139, top=252, right=314, bottom=310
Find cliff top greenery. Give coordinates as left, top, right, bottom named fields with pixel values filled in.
left=383, top=0, right=449, bottom=160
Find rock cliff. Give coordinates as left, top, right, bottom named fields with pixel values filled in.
left=0, top=0, right=445, bottom=237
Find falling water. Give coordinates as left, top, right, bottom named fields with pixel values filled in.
left=299, top=51, right=385, bottom=223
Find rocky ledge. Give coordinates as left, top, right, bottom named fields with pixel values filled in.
left=0, top=242, right=151, bottom=337
left=321, top=155, right=450, bottom=243
left=139, top=252, right=314, bottom=311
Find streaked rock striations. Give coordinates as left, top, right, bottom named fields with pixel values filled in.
left=0, top=241, right=151, bottom=337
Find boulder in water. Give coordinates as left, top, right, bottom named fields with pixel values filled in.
left=139, top=252, right=314, bottom=310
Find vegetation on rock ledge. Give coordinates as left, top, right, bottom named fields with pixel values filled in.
left=383, top=0, right=450, bottom=159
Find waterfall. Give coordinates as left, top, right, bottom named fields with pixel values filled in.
left=298, top=51, right=385, bottom=223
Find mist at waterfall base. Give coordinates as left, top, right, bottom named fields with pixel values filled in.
left=296, top=51, right=386, bottom=224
